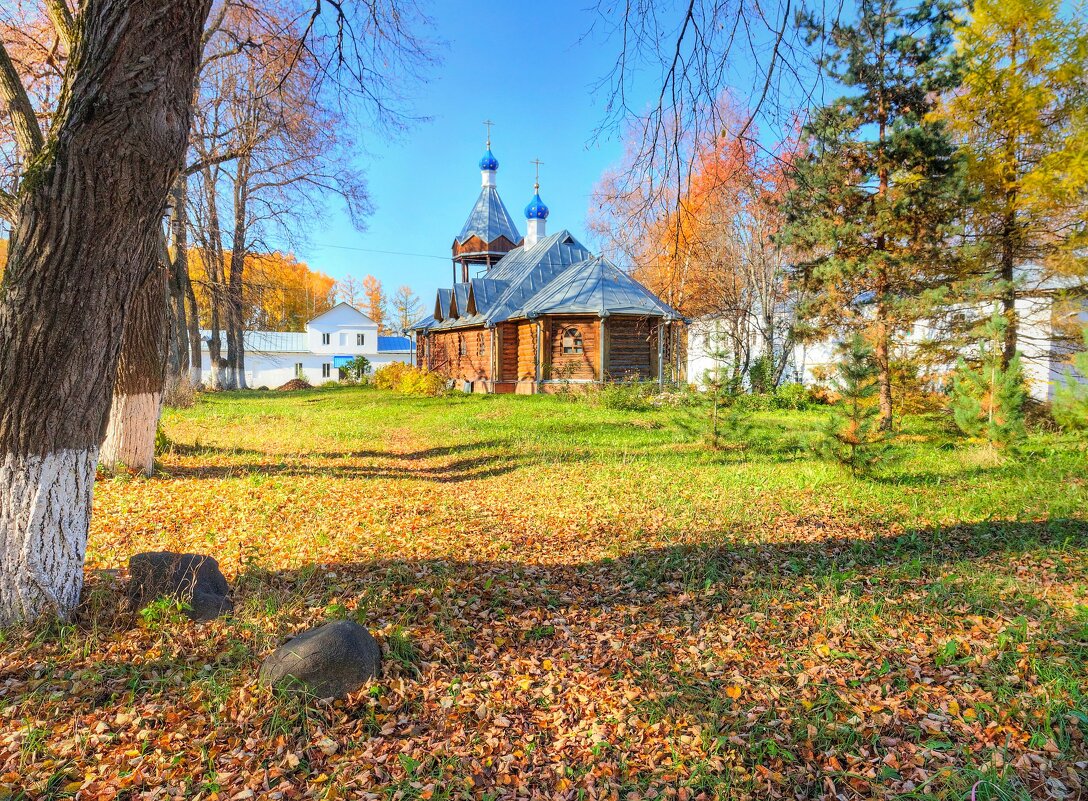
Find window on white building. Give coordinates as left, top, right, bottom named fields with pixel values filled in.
left=322, top=333, right=331, bottom=345
left=357, top=333, right=365, bottom=346
left=322, top=363, right=331, bottom=378
left=295, top=363, right=304, bottom=378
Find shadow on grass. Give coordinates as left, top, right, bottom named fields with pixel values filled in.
left=221, top=518, right=1088, bottom=632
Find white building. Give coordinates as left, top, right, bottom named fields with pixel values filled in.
left=200, top=303, right=414, bottom=388
left=687, top=288, right=1086, bottom=403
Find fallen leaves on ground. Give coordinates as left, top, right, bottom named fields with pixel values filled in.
left=2, top=390, right=1086, bottom=800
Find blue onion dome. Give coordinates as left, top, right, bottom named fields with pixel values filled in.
left=525, top=186, right=549, bottom=219
left=479, top=149, right=499, bottom=171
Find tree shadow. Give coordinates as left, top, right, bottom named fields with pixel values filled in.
left=241, top=518, right=1088, bottom=623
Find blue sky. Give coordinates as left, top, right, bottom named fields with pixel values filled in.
left=296, top=1, right=642, bottom=305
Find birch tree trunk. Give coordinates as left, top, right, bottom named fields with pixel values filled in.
left=0, top=0, right=211, bottom=625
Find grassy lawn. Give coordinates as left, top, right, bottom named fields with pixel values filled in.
left=3, top=385, right=1087, bottom=800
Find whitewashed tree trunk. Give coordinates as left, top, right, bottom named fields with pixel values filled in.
left=0, top=451, right=97, bottom=623
left=0, top=0, right=211, bottom=625
left=100, top=265, right=168, bottom=477
left=99, top=392, right=161, bottom=476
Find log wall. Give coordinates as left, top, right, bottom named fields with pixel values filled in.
left=606, top=316, right=657, bottom=380
left=543, top=316, right=600, bottom=380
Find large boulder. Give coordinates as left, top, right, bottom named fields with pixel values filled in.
left=127, top=552, right=233, bottom=621
left=259, top=620, right=381, bottom=699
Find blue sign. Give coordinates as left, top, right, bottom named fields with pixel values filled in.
left=332, top=356, right=355, bottom=368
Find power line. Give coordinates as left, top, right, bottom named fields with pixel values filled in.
left=309, top=242, right=451, bottom=261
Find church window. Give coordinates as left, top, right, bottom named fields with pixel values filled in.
left=477, top=332, right=485, bottom=357
left=458, top=335, right=467, bottom=357
left=562, top=327, right=584, bottom=355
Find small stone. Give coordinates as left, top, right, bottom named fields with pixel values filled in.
left=259, top=620, right=381, bottom=699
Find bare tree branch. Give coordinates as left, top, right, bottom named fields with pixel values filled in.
left=42, top=0, right=75, bottom=51
left=0, top=38, right=44, bottom=160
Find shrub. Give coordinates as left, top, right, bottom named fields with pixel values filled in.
left=344, top=355, right=371, bottom=381
left=1053, top=325, right=1088, bottom=430
left=589, top=380, right=656, bottom=411
left=373, top=362, right=446, bottom=396
left=374, top=362, right=411, bottom=390
left=771, top=382, right=812, bottom=411
left=398, top=369, right=446, bottom=396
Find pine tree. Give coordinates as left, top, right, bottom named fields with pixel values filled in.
left=783, top=0, right=967, bottom=432
left=951, top=311, right=1026, bottom=445
left=819, top=336, right=885, bottom=476
left=1053, top=326, right=1088, bottom=430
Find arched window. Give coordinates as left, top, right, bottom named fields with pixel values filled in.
left=458, top=335, right=467, bottom=357
left=561, top=327, right=584, bottom=355
left=477, top=332, right=485, bottom=357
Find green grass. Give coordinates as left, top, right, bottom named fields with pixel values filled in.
left=4, top=383, right=1085, bottom=800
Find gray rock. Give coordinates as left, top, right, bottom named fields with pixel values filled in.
left=259, top=620, right=381, bottom=699
left=127, top=552, right=233, bottom=621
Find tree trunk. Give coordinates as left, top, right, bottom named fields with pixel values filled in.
left=200, top=165, right=227, bottom=389
left=227, top=155, right=250, bottom=390
left=0, top=0, right=211, bottom=625
left=99, top=256, right=169, bottom=477
left=1000, top=206, right=1018, bottom=368
left=167, top=175, right=191, bottom=379
left=184, top=263, right=203, bottom=386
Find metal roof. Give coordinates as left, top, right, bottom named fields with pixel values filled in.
left=483, top=230, right=593, bottom=324
left=456, top=186, right=522, bottom=247
left=409, top=313, right=436, bottom=331
left=200, top=330, right=308, bottom=353
left=417, top=230, right=594, bottom=331
left=520, top=255, right=679, bottom=319
left=435, top=288, right=452, bottom=321
left=468, top=277, right=509, bottom=313
left=377, top=336, right=412, bottom=352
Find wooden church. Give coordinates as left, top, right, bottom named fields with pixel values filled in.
left=411, top=138, right=682, bottom=394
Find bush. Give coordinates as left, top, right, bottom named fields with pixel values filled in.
left=1053, top=326, right=1088, bottom=430
left=374, top=362, right=412, bottom=390
left=588, top=380, right=656, bottom=411
left=770, top=382, right=812, bottom=411
left=373, top=362, right=446, bottom=396
left=343, top=355, right=371, bottom=381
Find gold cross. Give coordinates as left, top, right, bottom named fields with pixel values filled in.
left=530, top=158, right=543, bottom=187
left=483, top=119, right=494, bottom=147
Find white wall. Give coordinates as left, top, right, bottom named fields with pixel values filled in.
left=306, top=303, right=381, bottom=356
left=198, top=348, right=413, bottom=388
left=687, top=295, right=1085, bottom=402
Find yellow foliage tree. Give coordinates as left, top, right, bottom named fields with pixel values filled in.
left=936, top=0, right=1088, bottom=363
left=189, top=249, right=335, bottom=332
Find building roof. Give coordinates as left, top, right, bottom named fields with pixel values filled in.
left=377, top=336, right=413, bottom=352
left=200, top=330, right=308, bottom=353
left=307, top=301, right=377, bottom=327
left=420, top=230, right=684, bottom=332
left=456, top=186, right=522, bottom=247
left=520, top=255, right=678, bottom=319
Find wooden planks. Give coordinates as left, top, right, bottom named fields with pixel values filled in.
left=606, top=316, right=656, bottom=380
